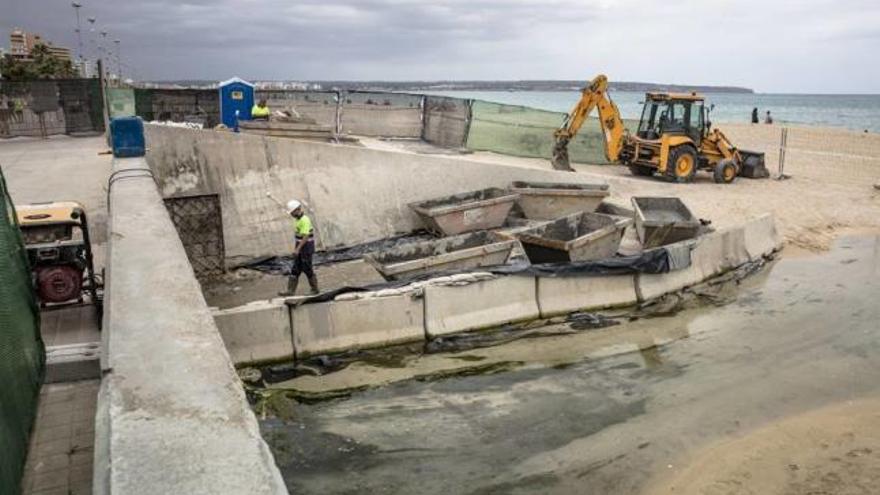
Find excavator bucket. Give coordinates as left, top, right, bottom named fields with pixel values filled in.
left=551, top=137, right=575, bottom=172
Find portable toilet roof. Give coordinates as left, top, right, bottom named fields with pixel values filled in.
left=218, top=77, right=254, bottom=88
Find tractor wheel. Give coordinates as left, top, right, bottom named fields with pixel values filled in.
left=713, top=159, right=738, bottom=184
left=628, top=164, right=655, bottom=177
left=666, top=145, right=698, bottom=183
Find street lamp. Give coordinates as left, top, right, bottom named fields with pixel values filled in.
left=114, top=39, right=121, bottom=81
left=71, top=2, right=83, bottom=71
left=87, top=17, right=97, bottom=77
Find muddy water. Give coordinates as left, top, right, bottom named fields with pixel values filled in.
left=261, top=235, right=880, bottom=495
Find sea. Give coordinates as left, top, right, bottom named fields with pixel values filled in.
left=421, top=90, right=880, bottom=133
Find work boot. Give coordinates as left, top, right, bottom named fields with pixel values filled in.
left=278, top=276, right=299, bottom=297
left=308, top=275, right=320, bottom=295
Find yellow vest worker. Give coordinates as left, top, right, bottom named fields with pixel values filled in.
left=279, top=199, right=319, bottom=296
left=251, top=99, right=270, bottom=120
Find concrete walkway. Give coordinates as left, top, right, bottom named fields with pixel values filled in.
left=0, top=135, right=112, bottom=269
left=1, top=136, right=108, bottom=494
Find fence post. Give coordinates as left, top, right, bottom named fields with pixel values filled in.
left=419, top=95, right=428, bottom=141
left=334, top=90, right=343, bottom=138
left=462, top=99, right=475, bottom=149
left=777, top=127, right=788, bottom=178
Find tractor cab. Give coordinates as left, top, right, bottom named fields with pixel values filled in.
left=636, top=92, right=707, bottom=144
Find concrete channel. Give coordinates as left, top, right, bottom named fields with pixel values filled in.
left=94, top=125, right=783, bottom=493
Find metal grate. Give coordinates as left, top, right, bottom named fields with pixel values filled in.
left=163, top=194, right=225, bottom=278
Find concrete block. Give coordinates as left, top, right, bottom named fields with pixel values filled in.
left=45, top=342, right=101, bottom=383
left=743, top=214, right=782, bottom=260
left=292, top=292, right=424, bottom=357
left=637, top=226, right=749, bottom=301
left=424, top=275, right=539, bottom=337
left=213, top=301, right=293, bottom=365
left=537, top=275, right=638, bottom=318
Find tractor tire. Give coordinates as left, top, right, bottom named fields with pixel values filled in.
left=628, top=164, right=655, bottom=177
left=666, top=145, right=698, bottom=183
left=713, top=159, right=738, bottom=184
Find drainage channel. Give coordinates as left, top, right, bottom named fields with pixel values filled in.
left=255, top=234, right=880, bottom=494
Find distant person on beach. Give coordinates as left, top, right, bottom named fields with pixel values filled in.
left=752, top=108, right=759, bottom=124
left=251, top=99, right=270, bottom=120
left=765, top=111, right=774, bottom=124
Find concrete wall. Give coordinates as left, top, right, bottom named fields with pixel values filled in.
left=144, top=124, right=609, bottom=263
left=97, top=157, right=287, bottom=494
left=213, top=215, right=782, bottom=366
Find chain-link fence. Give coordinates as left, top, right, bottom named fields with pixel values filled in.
left=256, top=90, right=338, bottom=128
left=339, top=91, right=423, bottom=137
left=163, top=194, right=226, bottom=278
left=0, top=79, right=104, bottom=138
left=423, top=95, right=470, bottom=148
left=134, top=88, right=220, bottom=128
left=0, top=165, right=45, bottom=495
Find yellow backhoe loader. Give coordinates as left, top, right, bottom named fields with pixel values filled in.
left=551, top=74, right=769, bottom=183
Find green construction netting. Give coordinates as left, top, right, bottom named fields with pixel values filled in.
left=0, top=166, right=44, bottom=495
left=465, top=100, right=639, bottom=165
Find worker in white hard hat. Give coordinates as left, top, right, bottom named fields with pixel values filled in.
left=279, top=199, right=319, bottom=296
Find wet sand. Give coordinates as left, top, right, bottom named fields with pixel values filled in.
left=260, top=234, right=880, bottom=494
left=646, top=398, right=880, bottom=495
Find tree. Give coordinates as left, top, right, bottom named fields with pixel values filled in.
left=0, top=43, right=77, bottom=81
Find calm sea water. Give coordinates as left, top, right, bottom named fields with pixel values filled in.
left=422, top=90, right=880, bottom=133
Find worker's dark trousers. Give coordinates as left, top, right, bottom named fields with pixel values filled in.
left=288, top=239, right=318, bottom=293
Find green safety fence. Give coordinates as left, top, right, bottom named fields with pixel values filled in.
left=0, top=166, right=45, bottom=495
left=465, top=99, right=639, bottom=165
left=107, top=88, right=136, bottom=118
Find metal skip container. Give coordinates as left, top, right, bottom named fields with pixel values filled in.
left=509, top=181, right=610, bottom=220
left=515, top=212, right=632, bottom=263
left=409, top=188, right=519, bottom=237
left=631, top=197, right=701, bottom=249
left=364, top=231, right=519, bottom=281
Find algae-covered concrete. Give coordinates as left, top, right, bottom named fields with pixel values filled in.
left=261, top=234, right=880, bottom=494
left=97, top=157, right=286, bottom=494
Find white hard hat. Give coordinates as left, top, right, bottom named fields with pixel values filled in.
left=286, top=199, right=302, bottom=213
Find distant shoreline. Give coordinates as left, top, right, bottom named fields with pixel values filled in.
left=150, top=79, right=754, bottom=94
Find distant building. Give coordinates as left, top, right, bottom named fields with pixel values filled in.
left=9, top=28, right=72, bottom=63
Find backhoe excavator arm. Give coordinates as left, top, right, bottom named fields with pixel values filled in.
left=551, top=74, right=627, bottom=171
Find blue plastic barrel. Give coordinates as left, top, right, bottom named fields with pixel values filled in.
left=110, top=116, right=145, bottom=158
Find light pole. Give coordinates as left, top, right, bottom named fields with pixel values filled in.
left=87, top=17, right=96, bottom=76
left=99, top=30, right=108, bottom=81
left=71, top=2, right=83, bottom=74
left=114, top=39, right=121, bottom=81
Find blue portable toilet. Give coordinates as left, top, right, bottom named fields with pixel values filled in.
left=218, top=77, right=255, bottom=129
left=109, top=116, right=145, bottom=157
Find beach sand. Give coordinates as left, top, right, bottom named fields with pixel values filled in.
left=362, top=123, right=880, bottom=252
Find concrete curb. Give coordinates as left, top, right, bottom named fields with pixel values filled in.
left=214, top=301, right=294, bottom=365
left=537, top=275, right=638, bottom=318
left=424, top=275, right=540, bottom=337
left=291, top=292, right=425, bottom=357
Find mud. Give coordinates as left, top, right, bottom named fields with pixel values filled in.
left=411, top=187, right=513, bottom=210
left=259, top=234, right=880, bottom=494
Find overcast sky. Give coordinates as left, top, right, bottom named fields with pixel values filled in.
left=2, top=0, right=879, bottom=93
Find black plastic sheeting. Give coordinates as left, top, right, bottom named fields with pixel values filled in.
left=244, top=231, right=435, bottom=275
left=283, top=245, right=680, bottom=307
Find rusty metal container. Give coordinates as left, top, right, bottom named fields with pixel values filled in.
left=409, top=188, right=519, bottom=236
left=509, top=181, right=610, bottom=220
left=364, top=231, right=519, bottom=281
left=631, top=197, right=700, bottom=248
left=515, top=212, right=632, bottom=263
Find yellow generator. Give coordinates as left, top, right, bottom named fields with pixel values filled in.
left=552, top=74, right=769, bottom=183
left=16, top=202, right=101, bottom=311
